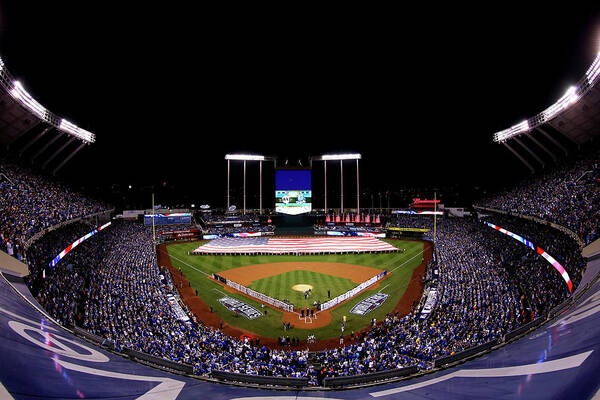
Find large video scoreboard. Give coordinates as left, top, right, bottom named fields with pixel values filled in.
left=275, top=169, right=312, bottom=215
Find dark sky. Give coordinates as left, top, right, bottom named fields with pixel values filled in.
left=1, top=3, right=600, bottom=209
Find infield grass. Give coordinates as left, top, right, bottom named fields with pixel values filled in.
left=249, top=270, right=357, bottom=309
left=164, top=239, right=426, bottom=340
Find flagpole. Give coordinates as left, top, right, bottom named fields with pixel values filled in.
left=433, top=192, right=437, bottom=245
left=152, top=193, right=156, bottom=244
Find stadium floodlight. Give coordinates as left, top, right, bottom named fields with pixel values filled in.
left=59, top=119, right=95, bottom=143
left=224, top=154, right=266, bottom=161
left=493, top=43, right=600, bottom=144
left=586, top=51, right=600, bottom=86
left=1, top=58, right=95, bottom=145
left=10, top=81, right=47, bottom=120
left=318, top=153, right=362, bottom=161
left=493, top=120, right=530, bottom=143
left=541, top=86, right=579, bottom=122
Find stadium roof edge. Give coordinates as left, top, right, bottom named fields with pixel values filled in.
left=493, top=49, right=600, bottom=144
left=0, top=55, right=96, bottom=144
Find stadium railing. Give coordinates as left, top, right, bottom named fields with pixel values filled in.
left=323, top=365, right=419, bottom=387
left=504, top=316, right=546, bottom=342
left=73, top=326, right=116, bottom=351
left=124, top=348, right=194, bottom=375
left=433, top=337, right=502, bottom=368
left=210, top=370, right=309, bottom=387
left=549, top=298, right=574, bottom=318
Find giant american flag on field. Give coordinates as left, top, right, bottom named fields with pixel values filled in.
left=193, top=236, right=398, bottom=254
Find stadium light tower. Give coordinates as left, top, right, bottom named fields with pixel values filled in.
left=224, top=154, right=273, bottom=214
left=0, top=56, right=96, bottom=175
left=312, top=154, right=361, bottom=214
left=492, top=47, right=600, bottom=145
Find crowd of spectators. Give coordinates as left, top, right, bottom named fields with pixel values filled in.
left=155, top=223, right=197, bottom=231
left=23, top=214, right=584, bottom=384
left=387, top=214, right=435, bottom=231
left=6, top=157, right=591, bottom=385
left=313, top=225, right=386, bottom=234
left=313, top=213, right=586, bottom=380
left=0, top=161, right=109, bottom=260
left=200, top=213, right=263, bottom=224
left=312, top=218, right=524, bottom=374
left=204, top=224, right=275, bottom=236
left=199, top=212, right=275, bottom=236
left=476, top=146, right=600, bottom=245
left=480, top=213, right=586, bottom=314
left=26, top=222, right=97, bottom=326
left=26, top=221, right=311, bottom=378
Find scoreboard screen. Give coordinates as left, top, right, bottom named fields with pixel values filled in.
left=275, top=170, right=312, bottom=215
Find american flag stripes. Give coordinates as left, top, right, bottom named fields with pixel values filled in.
left=49, top=222, right=111, bottom=268
left=485, top=222, right=573, bottom=293
left=193, top=236, right=398, bottom=255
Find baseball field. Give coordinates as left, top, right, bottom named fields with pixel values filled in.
left=159, top=239, right=428, bottom=344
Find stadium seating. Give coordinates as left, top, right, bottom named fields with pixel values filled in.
left=2, top=157, right=592, bottom=386
left=22, top=214, right=584, bottom=384
left=476, top=145, right=600, bottom=245
left=0, top=160, right=110, bottom=260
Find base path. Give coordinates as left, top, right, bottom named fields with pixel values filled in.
left=157, top=242, right=432, bottom=351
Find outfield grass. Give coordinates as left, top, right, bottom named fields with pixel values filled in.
left=164, top=239, right=425, bottom=340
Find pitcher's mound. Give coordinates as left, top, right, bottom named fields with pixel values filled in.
left=292, top=284, right=314, bottom=292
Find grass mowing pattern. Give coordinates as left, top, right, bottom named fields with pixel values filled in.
left=165, top=239, right=425, bottom=340
left=249, top=270, right=357, bottom=309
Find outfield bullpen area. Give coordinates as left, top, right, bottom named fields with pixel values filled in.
left=157, top=238, right=431, bottom=350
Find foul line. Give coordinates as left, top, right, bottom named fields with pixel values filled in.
left=211, top=288, right=229, bottom=296
left=390, top=243, right=430, bottom=273
left=160, top=249, right=209, bottom=276
left=313, top=244, right=430, bottom=317
left=378, top=284, right=391, bottom=293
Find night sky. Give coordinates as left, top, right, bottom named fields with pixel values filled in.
left=1, top=3, right=600, bottom=209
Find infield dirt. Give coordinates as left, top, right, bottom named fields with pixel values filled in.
left=219, top=261, right=382, bottom=285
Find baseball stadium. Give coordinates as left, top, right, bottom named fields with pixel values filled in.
left=2, top=5, right=600, bottom=400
